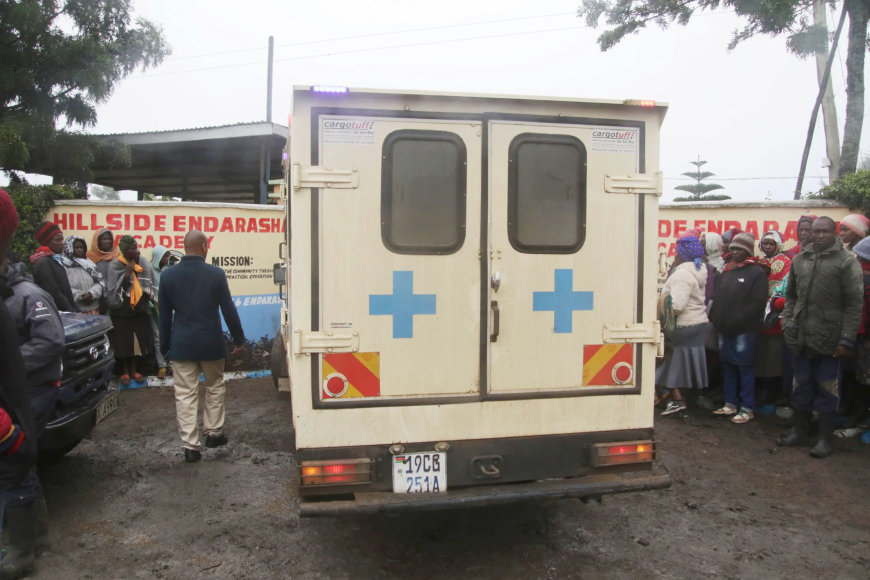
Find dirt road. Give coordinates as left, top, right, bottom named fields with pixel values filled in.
left=35, top=378, right=870, bottom=580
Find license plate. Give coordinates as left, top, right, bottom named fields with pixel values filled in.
left=96, top=392, right=119, bottom=425
left=392, top=452, right=446, bottom=493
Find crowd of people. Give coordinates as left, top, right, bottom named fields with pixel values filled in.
left=656, top=212, right=870, bottom=459
left=0, top=188, right=246, bottom=579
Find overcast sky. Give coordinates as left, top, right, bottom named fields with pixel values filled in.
left=11, top=0, right=870, bottom=202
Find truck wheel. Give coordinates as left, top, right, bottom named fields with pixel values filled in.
left=271, top=330, right=289, bottom=390
left=39, top=437, right=84, bottom=461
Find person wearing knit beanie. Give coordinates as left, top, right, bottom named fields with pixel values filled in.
left=0, top=188, right=19, bottom=249
left=29, top=222, right=78, bottom=312
left=839, top=213, right=870, bottom=251
left=730, top=232, right=756, bottom=257
left=33, top=222, right=62, bottom=248
left=854, top=236, right=870, bottom=262
left=0, top=188, right=45, bottom=577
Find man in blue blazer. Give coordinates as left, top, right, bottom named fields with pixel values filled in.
left=158, top=230, right=245, bottom=463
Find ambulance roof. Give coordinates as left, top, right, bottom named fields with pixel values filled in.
left=293, top=85, right=669, bottom=109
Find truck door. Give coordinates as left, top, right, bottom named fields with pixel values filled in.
left=317, top=116, right=482, bottom=402
left=487, top=120, right=643, bottom=395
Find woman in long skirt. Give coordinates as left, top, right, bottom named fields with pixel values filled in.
left=657, top=235, right=710, bottom=416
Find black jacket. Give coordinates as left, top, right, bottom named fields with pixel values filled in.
left=709, top=262, right=769, bottom=338
left=0, top=280, right=38, bottom=488
left=158, top=256, right=245, bottom=361
left=2, top=264, right=65, bottom=387
left=31, top=255, right=78, bottom=313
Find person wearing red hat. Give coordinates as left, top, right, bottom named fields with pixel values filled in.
left=29, top=222, right=78, bottom=313
left=0, top=188, right=41, bottom=579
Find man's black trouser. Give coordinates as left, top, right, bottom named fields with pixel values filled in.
left=6, top=383, right=59, bottom=507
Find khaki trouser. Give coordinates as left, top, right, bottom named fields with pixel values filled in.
left=172, top=359, right=226, bottom=450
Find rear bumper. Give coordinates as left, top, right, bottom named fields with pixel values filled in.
left=299, top=471, right=671, bottom=517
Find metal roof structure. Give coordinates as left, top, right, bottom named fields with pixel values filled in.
left=90, top=122, right=287, bottom=204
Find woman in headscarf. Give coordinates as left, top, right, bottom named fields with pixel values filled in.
left=785, top=215, right=816, bottom=260
left=107, top=236, right=154, bottom=386
left=702, top=232, right=725, bottom=273
left=60, top=236, right=105, bottom=315
left=86, top=228, right=120, bottom=313
left=656, top=235, right=709, bottom=416
left=755, top=230, right=792, bottom=405
left=709, top=233, right=770, bottom=424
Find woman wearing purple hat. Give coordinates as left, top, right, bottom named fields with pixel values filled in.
left=656, top=236, right=709, bottom=416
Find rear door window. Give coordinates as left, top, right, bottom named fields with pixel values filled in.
left=381, top=130, right=467, bottom=255
left=508, top=133, right=587, bottom=254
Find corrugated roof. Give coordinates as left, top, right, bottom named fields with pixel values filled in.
left=93, top=121, right=287, bottom=137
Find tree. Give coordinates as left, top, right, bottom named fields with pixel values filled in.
left=4, top=180, right=85, bottom=262
left=0, top=0, right=171, bottom=181
left=577, top=0, right=869, bottom=176
left=810, top=169, right=870, bottom=214
left=88, top=184, right=119, bottom=200
left=673, top=156, right=730, bottom=201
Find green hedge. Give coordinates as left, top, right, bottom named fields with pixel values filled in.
left=810, top=170, right=870, bottom=214
left=5, top=183, right=85, bottom=263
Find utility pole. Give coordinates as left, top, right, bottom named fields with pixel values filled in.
left=259, top=36, right=274, bottom=205
left=794, top=5, right=847, bottom=199
left=266, top=36, right=274, bottom=123
left=814, top=0, right=841, bottom=181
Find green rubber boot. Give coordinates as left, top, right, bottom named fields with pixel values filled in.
left=34, top=489, right=49, bottom=557
left=0, top=502, right=37, bottom=580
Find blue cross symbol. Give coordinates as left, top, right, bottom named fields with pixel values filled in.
left=370, top=271, right=436, bottom=339
left=533, top=269, right=594, bottom=334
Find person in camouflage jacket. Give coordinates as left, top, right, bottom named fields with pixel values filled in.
left=780, top=217, right=864, bottom=458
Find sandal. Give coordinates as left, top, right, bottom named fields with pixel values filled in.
left=157, top=368, right=167, bottom=380
left=132, top=373, right=146, bottom=383
left=119, top=374, right=130, bottom=386
left=713, top=404, right=738, bottom=416
left=731, top=410, right=754, bottom=424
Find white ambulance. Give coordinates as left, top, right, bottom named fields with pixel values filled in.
left=274, top=86, right=671, bottom=516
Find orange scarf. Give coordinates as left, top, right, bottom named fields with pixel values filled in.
left=86, top=228, right=120, bottom=263
left=118, top=255, right=143, bottom=307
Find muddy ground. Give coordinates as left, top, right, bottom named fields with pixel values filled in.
left=33, top=378, right=870, bottom=580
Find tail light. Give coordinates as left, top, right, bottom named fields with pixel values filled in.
left=590, top=441, right=657, bottom=467
left=299, top=458, right=373, bottom=486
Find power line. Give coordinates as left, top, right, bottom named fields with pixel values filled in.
left=130, top=25, right=589, bottom=79
left=665, top=176, right=827, bottom=181
left=166, top=12, right=577, bottom=62
left=164, top=9, right=735, bottom=63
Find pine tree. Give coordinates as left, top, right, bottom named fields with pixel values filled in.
left=673, top=156, right=730, bottom=201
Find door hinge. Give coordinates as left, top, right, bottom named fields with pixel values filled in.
left=604, top=172, right=663, bottom=196
left=292, top=329, right=360, bottom=356
left=291, top=164, right=359, bottom=192
left=603, top=321, right=662, bottom=346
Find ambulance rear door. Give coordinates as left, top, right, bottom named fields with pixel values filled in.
left=314, top=114, right=482, bottom=406
left=486, top=119, right=646, bottom=397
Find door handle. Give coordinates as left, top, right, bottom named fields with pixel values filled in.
left=490, top=301, right=499, bottom=342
